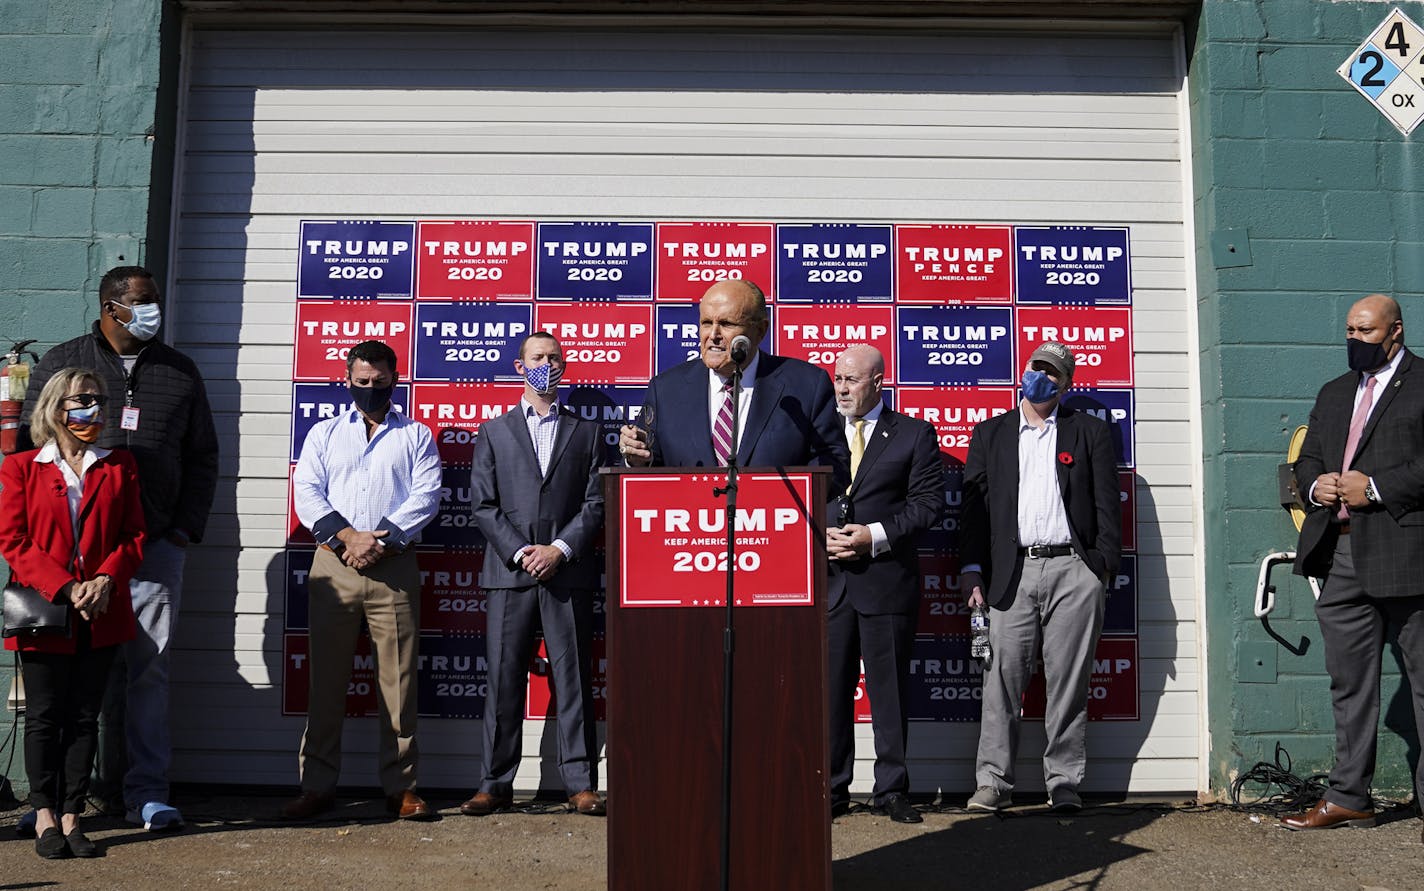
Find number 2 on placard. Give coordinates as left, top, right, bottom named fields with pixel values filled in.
left=1358, top=50, right=1387, bottom=88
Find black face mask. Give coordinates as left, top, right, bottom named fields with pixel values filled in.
left=1346, top=337, right=1391, bottom=373
left=349, top=383, right=394, bottom=415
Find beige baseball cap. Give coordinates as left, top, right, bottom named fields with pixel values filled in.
left=1029, top=341, right=1076, bottom=380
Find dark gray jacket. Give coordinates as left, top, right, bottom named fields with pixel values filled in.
left=19, top=323, right=220, bottom=542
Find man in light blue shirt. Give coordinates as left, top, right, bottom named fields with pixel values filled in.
left=284, top=340, right=442, bottom=822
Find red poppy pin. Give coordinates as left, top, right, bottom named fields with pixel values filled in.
left=51, top=479, right=66, bottom=497
left=1058, top=451, right=1074, bottom=467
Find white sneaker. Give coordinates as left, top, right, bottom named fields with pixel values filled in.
left=967, top=786, right=1012, bottom=811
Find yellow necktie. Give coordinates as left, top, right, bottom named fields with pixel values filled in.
left=850, top=418, right=866, bottom=481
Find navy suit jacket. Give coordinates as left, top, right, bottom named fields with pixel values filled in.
left=1295, top=348, right=1424, bottom=598
left=826, top=409, right=944, bottom=614
left=470, top=405, right=605, bottom=591
left=638, top=352, right=849, bottom=489
left=959, top=405, right=1121, bottom=608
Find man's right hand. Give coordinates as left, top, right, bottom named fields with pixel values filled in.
left=618, top=424, right=652, bottom=467
left=1313, top=472, right=1342, bottom=508
left=338, top=528, right=388, bottom=569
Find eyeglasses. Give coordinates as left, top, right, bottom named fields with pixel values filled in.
left=63, top=394, right=108, bottom=408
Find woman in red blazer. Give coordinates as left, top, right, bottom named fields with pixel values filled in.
left=1, top=367, right=145, bottom=859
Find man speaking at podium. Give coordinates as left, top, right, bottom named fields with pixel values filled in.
left=616, top=279, right=846, bottom=481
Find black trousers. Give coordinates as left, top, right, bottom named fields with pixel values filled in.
left=828, top=600, right=916, bottom=806
left=21, top=643, right=116, bottom=813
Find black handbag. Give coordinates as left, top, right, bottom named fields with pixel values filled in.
left=1, top=583, right=70, bottom=638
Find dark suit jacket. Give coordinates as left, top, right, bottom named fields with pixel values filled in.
left=470, top=405, right=605, bottom=591
left=1294, top=348, right=1424, bottom=598
left=638, top=352, right=849, bottom=488
left=0, top=447, right=145, bottom=654
left=827, top=410, right=944, bottom=614
left=960, top=405, right=1121, bottom=608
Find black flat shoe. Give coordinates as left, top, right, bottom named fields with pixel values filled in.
left=36, top=827, right=69, bottom=859
left=66, top=828, right=99, bottom=858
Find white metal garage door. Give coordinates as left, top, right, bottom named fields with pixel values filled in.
left=168, top=24, right=1202, bottom=795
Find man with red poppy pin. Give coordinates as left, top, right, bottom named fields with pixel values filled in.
left=959, top=341, right=1121, bottom=814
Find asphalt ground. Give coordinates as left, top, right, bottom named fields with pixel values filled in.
left=2, top=791, right=1422, bottom=889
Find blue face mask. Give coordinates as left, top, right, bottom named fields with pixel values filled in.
left=523, top=362, right=563, bottom=395
left=118, top=302, right=162, bottom=341
left=1021, top=370, right=1060, bottom=404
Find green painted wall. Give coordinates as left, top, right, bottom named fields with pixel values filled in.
left=0, top=0, right=167, bottom=797
left=1193, top=0, right=1424, bottom=799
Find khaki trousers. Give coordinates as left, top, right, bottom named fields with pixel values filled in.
left=299, top=546, right=421, bottom=796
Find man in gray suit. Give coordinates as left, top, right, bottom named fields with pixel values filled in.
left=1286, top=294, right=1424, bottom=835
left=461, top=332, right=607, bottom=817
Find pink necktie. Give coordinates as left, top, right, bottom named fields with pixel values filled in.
left=712, top=382, right=735, bottom=465
left=1338, top=374, right=1376, bottom=520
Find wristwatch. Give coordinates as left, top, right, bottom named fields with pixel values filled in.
left=1365, top=479, right=1381, bottom=504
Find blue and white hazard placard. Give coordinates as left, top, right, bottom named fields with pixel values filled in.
left=298, top=220, right=415, bottom=299
left=1339, top=7, right=1424, bottom=135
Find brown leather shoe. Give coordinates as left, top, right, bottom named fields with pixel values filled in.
left=568, top=790, right=606, bottom=816
left=386, top=790, right=435, bottom=820
left=1280, top=799, right=1375, bottom=830
left=279, top=790, right=334, bottom=821
left=459, top=791, right=513, bottom=816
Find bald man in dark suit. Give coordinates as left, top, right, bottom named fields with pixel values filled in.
left=1285, top=294, right=1424, bottom=837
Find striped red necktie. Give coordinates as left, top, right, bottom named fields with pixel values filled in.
left=712, top=382, right=734, bottom=465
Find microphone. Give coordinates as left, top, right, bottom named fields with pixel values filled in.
left=730, top=335, right=751, bottom=365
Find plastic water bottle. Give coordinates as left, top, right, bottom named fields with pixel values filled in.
left=970, top=605, right=992, bottom=667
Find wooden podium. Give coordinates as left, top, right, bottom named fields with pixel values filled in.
left=602, top=466, right=831, bottom=891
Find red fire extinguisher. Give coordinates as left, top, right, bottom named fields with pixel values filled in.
left=1, top=339, right=38, bottom=455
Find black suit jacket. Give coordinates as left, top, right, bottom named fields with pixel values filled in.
left=1294, top=348, right=1424, bottom=598
left=960, top=405, right=1122, bottom=608
left=827, top=410, right=944, bottom=614
left=470, top=405, right=605, bottom=591
left=638, top=351, right=849, bottom=490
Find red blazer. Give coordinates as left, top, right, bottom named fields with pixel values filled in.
left=1, top=447, right=145, bottom=653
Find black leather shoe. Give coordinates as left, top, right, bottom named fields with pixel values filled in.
left=65, top=828, right=99, bottom=858
left=36, top=827, right=68, bottom=859
left=830, top=799, right=852, bottom=820
left=879, top=793, right=923, bottom=824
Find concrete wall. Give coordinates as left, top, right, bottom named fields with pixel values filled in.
left=1192, top=0, right=1424, bottom=799
left=0, top=0, right=167, bottom=797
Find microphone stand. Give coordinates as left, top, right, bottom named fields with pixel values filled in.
left=712, top=360, right=743, bottom=891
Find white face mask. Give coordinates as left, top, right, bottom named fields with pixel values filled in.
left=119, top=302, right=161, bottom=341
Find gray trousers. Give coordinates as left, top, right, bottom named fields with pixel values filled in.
left=1315, top=536, right=1424, bottom=811
left=975, top=552, right=1105, bottom=796
left=480, top=585, right=597, bottom=798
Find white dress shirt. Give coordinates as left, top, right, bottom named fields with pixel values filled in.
left=842, top=402, right=889, bottom=557
left=516, top=397, right=572, bottom=563
left=1016, top=406, right=1074, bottom=547
left=293, top=405, right=443, bottom=550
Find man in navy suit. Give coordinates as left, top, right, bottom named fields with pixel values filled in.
left=617, top=280, right=847, bottom=481
left=461, top=332, right=607, bottom=818
left=825, top=345, right=943, bottom=823
left=959, top=342, right=1120, bottom=814
left=1284, top=294, right=1424, bottom=835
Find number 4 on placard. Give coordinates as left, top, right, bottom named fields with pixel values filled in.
left=1385, top=19, right=1413, bottom=58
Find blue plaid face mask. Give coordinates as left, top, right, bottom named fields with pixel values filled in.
left=524, top=362, right=563, bottom=395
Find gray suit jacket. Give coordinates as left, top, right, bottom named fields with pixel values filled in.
left=470, top=405, right=606, bottom=591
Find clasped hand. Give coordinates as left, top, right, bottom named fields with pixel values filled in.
left=339, top=529, right=388, bottom=570
left=826, top=524, right=872, bottom=562
left=67, top=576, right=112, bottom=622
left=1313, top=471, right=1372, bottom=510
left=521, top=544, right=565, bottom=582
